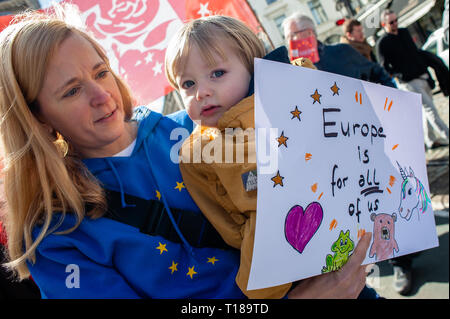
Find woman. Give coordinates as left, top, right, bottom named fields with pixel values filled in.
left=0, top=6, right=372, bottom=298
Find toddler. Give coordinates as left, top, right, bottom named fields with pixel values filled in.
left=165, top=15, right=315, bottom=298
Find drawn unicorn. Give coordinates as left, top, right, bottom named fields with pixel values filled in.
left=396, top=162, right=431, bottom=221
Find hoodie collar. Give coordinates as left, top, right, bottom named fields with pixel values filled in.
left=132, top=111, right=163, bottom=155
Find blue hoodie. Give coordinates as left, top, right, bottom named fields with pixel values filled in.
left=27, top=109, right=245, bottom=299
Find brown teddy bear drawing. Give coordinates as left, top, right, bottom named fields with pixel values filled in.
left=369, top=213, right=399, bottom=261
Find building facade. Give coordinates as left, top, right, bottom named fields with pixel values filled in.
left=247, top=0, right=372, bottom=46
left=356, top=0, right=444, bottom=47
left=0, top=0, right=40, bottom=14
left=246, top=0, right=444, bottom=47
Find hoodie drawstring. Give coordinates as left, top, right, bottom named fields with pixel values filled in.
left=143, top=138, right=195, bottom=257
left=105, top=158, right=136, bottom=209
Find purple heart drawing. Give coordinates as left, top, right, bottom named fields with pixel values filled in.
left=285, top=202, right=323, bottom=253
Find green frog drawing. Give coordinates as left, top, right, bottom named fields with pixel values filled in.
left=322, top=230, right=354, bottom=273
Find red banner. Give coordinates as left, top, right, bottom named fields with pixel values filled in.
left=0, top=1, right=262, bottom=106
left=66, top=0, right=262, bottom=106
left=182, top=0, right=262, bottom=34
left=0, top=15, right=14, bottom=31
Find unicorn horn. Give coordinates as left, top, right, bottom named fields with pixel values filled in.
left=396, top=161, right=407, bottom=180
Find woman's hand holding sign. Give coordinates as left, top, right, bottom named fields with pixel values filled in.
left=288, top=232, right=372, bottom=299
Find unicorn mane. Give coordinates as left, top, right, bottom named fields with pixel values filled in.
left=401, top=175, right=430, bottom=214
left=416, top=178, right=431, bottom=214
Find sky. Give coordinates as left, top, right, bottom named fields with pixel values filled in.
left=38, top=0, right=62, bottom=9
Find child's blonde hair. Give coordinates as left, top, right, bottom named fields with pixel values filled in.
left=165, top=15, right=266, bottom=89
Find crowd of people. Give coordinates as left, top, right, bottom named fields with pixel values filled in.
left=0, top=2, right=448, bottom=299
left=282, top=11, right=448, bottom=296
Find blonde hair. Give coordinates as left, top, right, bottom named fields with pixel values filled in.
left=0, top=6, right=134, bottom=280
left=165, top=15, right=266, bottom=89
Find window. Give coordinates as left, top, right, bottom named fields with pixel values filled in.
left=442, top=37, right=449, bottom=50
left=350, top=0, right=363, bottom=14
left=274, top=14, right=286, bottom=39
left=424, top=40, right=438, bottom=55
left=307, top=0, right=328, bottom=25
left=266, top=0, right=278, bottom=4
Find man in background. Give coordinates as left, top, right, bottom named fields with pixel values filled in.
left=340, top=18, right=377, bottom=62
left=282, top=13, right=395, bottom=87
left=376, top=9, right=449, bottom=151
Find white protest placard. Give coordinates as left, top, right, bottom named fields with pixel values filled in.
left=248, top=58, right=439, bottom=290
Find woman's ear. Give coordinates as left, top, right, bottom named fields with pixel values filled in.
left=34, top=114, right=54, bottom=136
left=31, top=103, right=54, bottom=135
left=34, top=114, right=54, bottom=135
left=41, top=122, right=55, bottom=135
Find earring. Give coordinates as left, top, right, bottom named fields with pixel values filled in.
left=53, top=132, right=68, bottom=157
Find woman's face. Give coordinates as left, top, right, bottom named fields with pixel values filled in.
left=37, top=33, right=134, bottom=158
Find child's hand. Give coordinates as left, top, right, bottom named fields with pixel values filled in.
left=287, top=232, right=372, bottom=299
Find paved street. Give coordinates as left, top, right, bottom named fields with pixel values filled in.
left=367, top=91, right=449, bottom=299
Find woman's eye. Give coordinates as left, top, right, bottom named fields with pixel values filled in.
left=212, top=70, right=225, bottom=78
left=182, top=80, right=195, bottom=89
left=63, top=87, right=79, bottom=98
left=96, top=70, right=109, bottom=79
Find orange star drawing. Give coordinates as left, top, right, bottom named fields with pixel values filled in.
left=277, top=131, right=289, bottom=147
left=271, top=170, right=284, bottom=187
left=311, top=89, right=322, bottom=104
left=290, top=106, right=302, bottom=121
left=330, top=82, right=340, bottom=96
left=305, top=153, right=312, bottom=161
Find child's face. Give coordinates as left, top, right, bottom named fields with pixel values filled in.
left=176, top=43, right=251, bottom=127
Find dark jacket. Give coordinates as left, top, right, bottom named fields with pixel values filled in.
left=419, top=49, right=449, bottom=96
left=315, top=42, right=396, bottom=87
left=376, top=28, right=430, bottom=83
